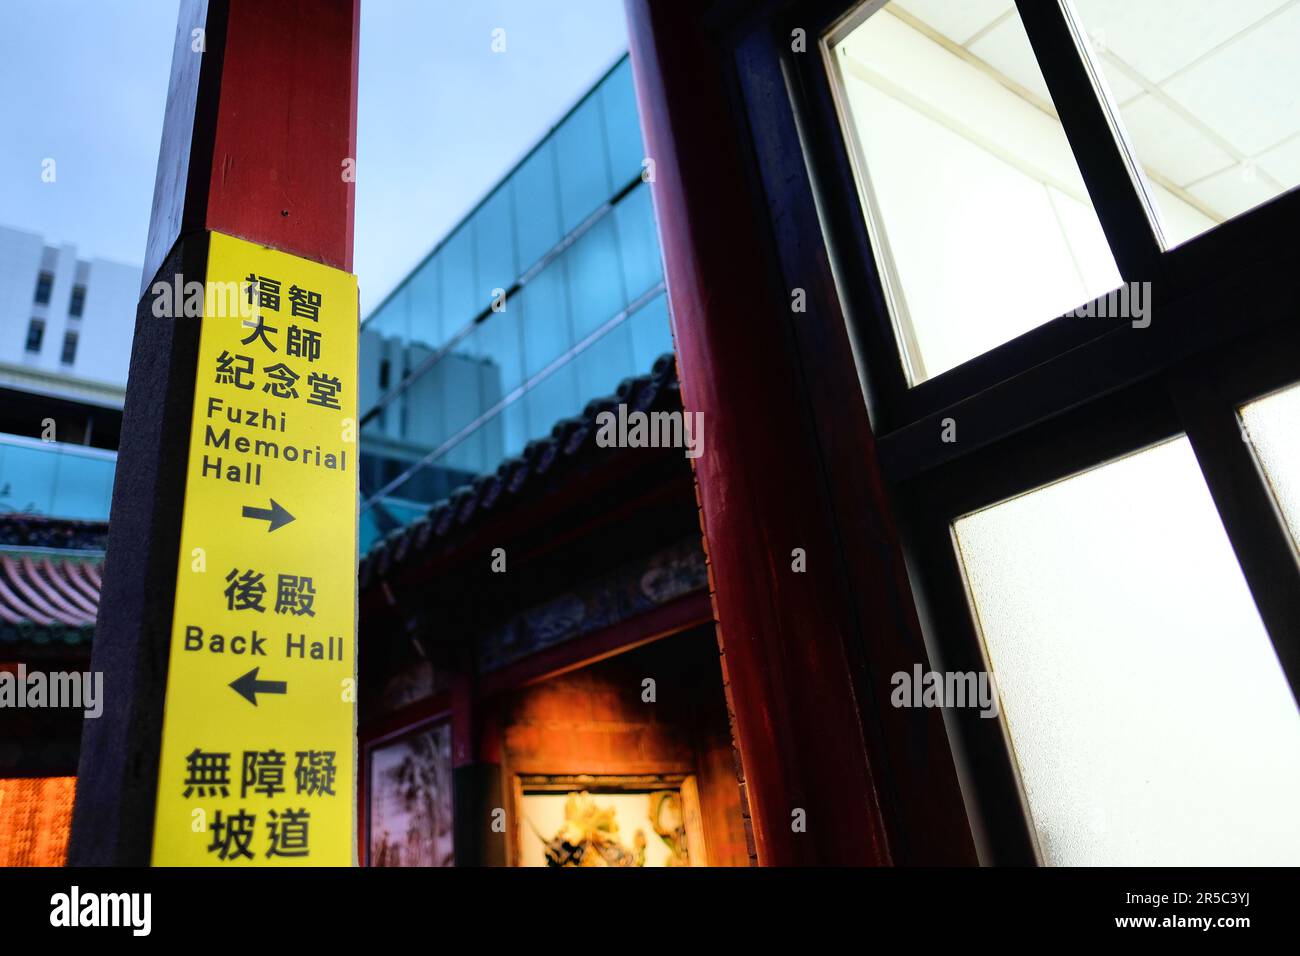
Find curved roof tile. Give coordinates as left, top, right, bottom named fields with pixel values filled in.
left=2, top=555, right=96, bottom=629
left=361, top=352, right=684, bottom=591
left=39, top=557, right=98, bottom=618
left=0, top=550, right=102, bottom=643
left=65, top=560, right=102, bottom=605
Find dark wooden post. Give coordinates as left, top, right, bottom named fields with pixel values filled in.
left=451, top=667, right=505, bottom=867
left=69, top=0, right=360, bottom=866
left=623, top=0, right=974, bottom=865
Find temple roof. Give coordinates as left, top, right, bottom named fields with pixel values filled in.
left=0, top=516, right=104, bottom=647
left=0, top=353, right=687, bottom=638
left=359, top=352, right=684, bottom=591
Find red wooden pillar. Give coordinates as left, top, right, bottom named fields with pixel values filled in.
left=69, top=0, right=359, bottom=866
left=624, top=0, right=897, bottom=866
left=451, top=664, right=505, bottom=867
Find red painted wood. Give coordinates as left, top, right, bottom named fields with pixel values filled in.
left=451, top=664, right=476, bottom=770
left=624, top=0, right=891, bottom=865
left=356, top=739, right=366, bottom=865
left=477, top=590, right=713, bottom=698
left=205, top=0, right=359, bottom=270
left=359, top=691, right=452, bottom=745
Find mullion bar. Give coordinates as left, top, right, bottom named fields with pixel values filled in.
left=1169, top=371, right=1300, bottom=706
left=896, top=499, right=1041, bottom=865
left=1015, top=0, right=1162, bottom=283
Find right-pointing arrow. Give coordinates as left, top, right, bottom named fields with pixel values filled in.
left=229, top=667, right=288, bottom=706
left=241, top=498, right=295, bottom=532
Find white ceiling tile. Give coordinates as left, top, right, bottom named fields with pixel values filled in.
left=1188, top=163, right=1286, bottom=221
left=967, top=12, right=1053, bottom=105
left=1149, top=181, right=1218, bottom=248
left=1256, top=134, right=1300, bottom=187
left=1071, top=0, right=1290, bottom=84
left=838, top=10, right=1089, bottom=197
left=1093, top=53, right=1145, bottom=105
left=891, top=0, right=1014, bottom=46
left=1119, top=94, right=1235, bottom=188
left=1162, top=3, right=1300, bottom=157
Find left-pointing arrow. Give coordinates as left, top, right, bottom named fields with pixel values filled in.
left=229, top=667, right=288, bottom=705
left=241, top=498, right=294, bottom=532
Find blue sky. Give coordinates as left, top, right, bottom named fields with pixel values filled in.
left=0, top=0, right=628, bottom=314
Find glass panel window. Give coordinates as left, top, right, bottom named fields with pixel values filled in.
left=439, top=417, right=486, bottom=474
left=567, top=214, right=626, bottom=342
left=401, top=358, right=447, bottom=450
left=438, top=344, right=489, bottom=440
left=599, top=58, right=646, bottom=186
left=69, top=284, right=86, bottom=317
left=554, top=93, right=612, bottom=235
left=411, top=263, right=446, bottom=355
left=367, top=284, right=413, bottom=348
left=0, top=436, right=115, bottom=521
left=49, top=446, right=114, bottom=520
left=825, top=1, right=1122, bottom=384
left=1241, top=381, right=1300, bottom=552
left=33, top=271, right=53, bottom=304
left=628, top=293, right=674, bottom=374
left=512, top=141, right=563, bottom=272
left=574, top=321, right=635, bottom=401
left=60, top=330, right=78, bottom=365
left=1070, top=0, right=1300, bottom=249
left=473, top=185, right=517, bottom=313
left=952, top=436, right=1300, bottom=865
left=520, top=256, right=571, bottom=380
left=614, top=182, right=663, bottom=302
left=524, top=362, right=579, bottom=443
left=467, top=306, right=526, bottom=403
left=438, top=223, right=477, bottom=332
left=490, top=398, right=530, bottom=462
left=25, top=318, right=44, bottom=353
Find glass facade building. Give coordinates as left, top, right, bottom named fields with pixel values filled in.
left=358, top=56, right=672, bottom=551
left=0, top=433, right=115, bottom=522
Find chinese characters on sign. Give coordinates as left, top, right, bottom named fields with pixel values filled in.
left=181, top=748, right=338, bottom=860
left=223, top=569, right=316, bottom=616
left=151, top=233, right=358, bottom=866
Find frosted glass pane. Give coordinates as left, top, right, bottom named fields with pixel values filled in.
left=826, top=2, right=1122, bottom=385
left=953, top=437, right=1300, bottom=866
left=1241, top=381, right=1300, bottom=552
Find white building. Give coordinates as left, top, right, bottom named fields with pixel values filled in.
left=0, top=224, right=139, bottom=522
left=0, top=223, right=139, bottom=401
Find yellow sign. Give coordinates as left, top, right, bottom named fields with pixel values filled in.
left=152, top=231, right=358, bottom=866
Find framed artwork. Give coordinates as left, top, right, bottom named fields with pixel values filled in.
left=513, top=773, right=708, bottom=867
left=366, top=720, right=454, bottom=867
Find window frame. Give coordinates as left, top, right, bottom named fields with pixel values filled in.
left=731, top=0, right=1300, bottom=863
left=33, top=271, right=54, bottom=305
left=60, top=330, right=78, bottom=366
left=25, top=318, right=45, bottom=353
left=789, top=0, right=1300, bottom=437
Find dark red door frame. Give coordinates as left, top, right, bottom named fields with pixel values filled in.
left=623, top=0, right=980, bottom=865
left=624, top=0, right=895, bottom=866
